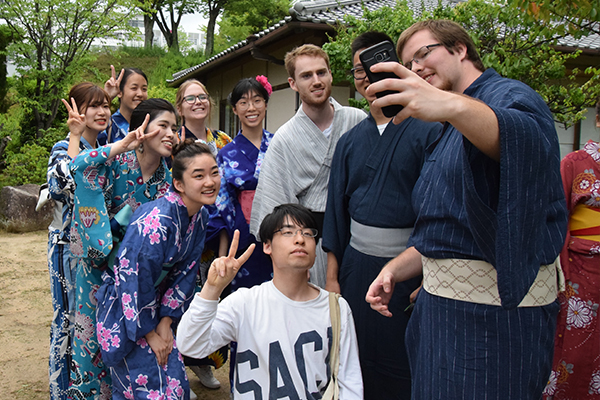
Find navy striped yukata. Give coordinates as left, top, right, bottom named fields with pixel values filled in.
left=407, top=69, right=568, bottom=399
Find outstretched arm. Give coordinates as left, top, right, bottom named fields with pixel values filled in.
left=365, top=246, right=422, bottom=317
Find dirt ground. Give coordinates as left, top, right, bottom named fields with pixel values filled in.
left=0, top=230, right=231, bottom=399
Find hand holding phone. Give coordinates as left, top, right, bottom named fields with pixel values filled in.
left=359, top=41, right=403, bottom=118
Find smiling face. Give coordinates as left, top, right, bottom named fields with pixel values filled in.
left=288, top=55, right=332, bottom=108
left=173, top=153, right=220, bottom=215
left=143, top=111, right=178, bottom=158
left=178, top=83, right=210, bottom=124
left=83, top=100, right=111, bottom=134
left=263, top=216, right=317, bottom=272
left=400, top=29, right=463, bottom=92
left=118, top=72, right=148, bottom=116
left=232, top=90, right=267, bottom=132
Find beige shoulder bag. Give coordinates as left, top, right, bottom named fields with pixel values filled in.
left=322, top=292, right=341, bottom=400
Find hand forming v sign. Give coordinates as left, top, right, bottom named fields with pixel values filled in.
left=104, top=65, right=124, bottom=100
left=61, top=97, right=86, bottom=138
left=202, top=230, right=255, bottom=300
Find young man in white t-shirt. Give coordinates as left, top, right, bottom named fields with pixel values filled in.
left=177, top=203, right=363, bottom=399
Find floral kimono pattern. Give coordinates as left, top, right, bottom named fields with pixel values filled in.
left=544, top=140, right=600, bottom=399
left=47, top=135, right=101, bottom=400
left=69, top=145, right=171, bottom=400
left=208, top=130, right=274, bottom=291
left=96, top=190, right=208, bottom=400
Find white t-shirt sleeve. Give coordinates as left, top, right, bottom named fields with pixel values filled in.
left=337, top=297, right=364, bottom=399
left=176, top=293, right=237, bottom=359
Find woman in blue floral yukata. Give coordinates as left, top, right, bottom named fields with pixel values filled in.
left=68, top=99, right=177, bottom=400
left=207, top=75, right=274, bottom=290
left=95, top=139, right=226, bottom=400
left=46, top=82, right=110, bottom=400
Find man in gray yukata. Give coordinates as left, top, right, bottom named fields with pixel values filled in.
left=250, top=44, right=366, bottom=288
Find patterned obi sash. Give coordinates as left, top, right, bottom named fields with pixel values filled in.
left=238, top=190, right=255, bottom=225
left=349, top=219, right=412, bottom=258
left=569, top=203, right=600, bottom=241
left=422, top=257, right=564, bottom=307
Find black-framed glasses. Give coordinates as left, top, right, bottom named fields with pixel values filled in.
left=183, top=94, right=209, bottom=104
left=236, top=97, right=266, bottom=110
left=350, top=66, right=367, bottom=80
left=404, top=43, right=442, bottom=70
left=274, top=228, right=318, bottom=238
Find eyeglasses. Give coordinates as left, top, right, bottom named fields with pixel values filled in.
left=404, top=43, right=442, bottom=70
left=183, top=94, right=209, bottom=104
left=274, top=227, right=318, bottom=238
left=350, top=66, right=367, bottom=80
left=236, top=97, right=266, bottom=111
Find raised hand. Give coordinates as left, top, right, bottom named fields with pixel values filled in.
left=202, top=230, right=255, bottom=300
left=104, top=65, right=124, bottom=101
left=61, top=97, right=86, bottom=138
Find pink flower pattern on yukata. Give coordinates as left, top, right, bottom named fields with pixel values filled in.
left=96, top=321, right=121, bottom=351
left=161, top=286, right=184, bottom=310
left=131, top=207, right=168, bottom=245
left=165, top=191, right=185, bottom=206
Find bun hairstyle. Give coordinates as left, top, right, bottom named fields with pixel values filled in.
left=228, top=76, right=271, bottom=107
left=68, top=82, right=110, bottom=113
left=130, top=98, right=179, bottom=131
left=171, top=138, right=216, bottom=189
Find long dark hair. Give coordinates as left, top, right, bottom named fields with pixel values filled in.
left=228, top=77, right=270, bottom=107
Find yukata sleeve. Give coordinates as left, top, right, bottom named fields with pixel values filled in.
left=337, top=297, right=363, bottom=399
left=322, top=138, right=351, bottom=264
left=461, top=85, right=567, bottom=309
left=249, top=136, right=298, bottom=240
left=70, top=145, right=115, bottom=260
left=47, top=139, right=74, bottom=203
left=207, top=152, right=234, bottom=244
left=177, top=293, right=238, bottom=359
left=158, top=209, right=207, bottom=320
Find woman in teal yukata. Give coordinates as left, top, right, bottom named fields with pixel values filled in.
left=68, top=98, right=178, bottom=399
left=96, top=139, right=226, bottom=400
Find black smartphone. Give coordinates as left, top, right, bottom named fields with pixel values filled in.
left=359, top=41, right=403, bottom=118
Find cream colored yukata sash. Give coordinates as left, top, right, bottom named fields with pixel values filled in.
left=422, top=257, right=565, bottom=307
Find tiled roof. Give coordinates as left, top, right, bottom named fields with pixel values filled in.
left=168, top=0, right=600, bottom=84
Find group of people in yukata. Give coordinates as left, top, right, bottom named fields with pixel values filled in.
left=44, top=17, right=598, bottom=400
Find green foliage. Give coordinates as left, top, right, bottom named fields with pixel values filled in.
left=324, top=0, right=600, bottom=128
left=0, top=0, right=138, bottom=136
left=0, top=142, right=49, bottom=187
left=214, top=0, right=290, bottom=51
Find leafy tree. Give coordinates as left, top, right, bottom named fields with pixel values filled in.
left=214, top=0, right=290, bottom=52
left=153, top=0, right=200, bottom=54
left=324, top=0, right=600, bottom=128
left=199, top=0, right=229, bottom=56
left=0, top=0, right=137, bottom=138
left=508, top=0, right=600, bottom=35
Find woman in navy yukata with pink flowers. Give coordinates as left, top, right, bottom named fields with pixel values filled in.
left=95, top=139, right=222, bottom=400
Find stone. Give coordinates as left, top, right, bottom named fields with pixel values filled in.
left=0, top=184, right=53, bottom=233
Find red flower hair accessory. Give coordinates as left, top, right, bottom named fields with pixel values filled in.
left=255, top=75, right=272, bottom=97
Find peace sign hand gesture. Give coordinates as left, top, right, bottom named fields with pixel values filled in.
left=107, top=114, right=160, bottom=158
left=104, top=65, right=124, bottom=101
left=201, top=230, right=255, bottom=300
left=61, top=97, right=86, bottom=138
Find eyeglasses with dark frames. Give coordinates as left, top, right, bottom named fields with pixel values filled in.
left=404, top=43, right=442, bottom=70
left=274, top=228, right=318, bottom=238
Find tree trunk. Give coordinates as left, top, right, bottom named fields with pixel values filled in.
left=144, top=14, right=154, bottom=49
left=205, top=7, right=220, bottom=56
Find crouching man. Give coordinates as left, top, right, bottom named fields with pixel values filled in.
left=177, top=203, right=363, bottom=399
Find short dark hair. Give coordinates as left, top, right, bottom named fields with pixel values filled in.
left=351, top=31, right=394, bottom=59
left=259, top=204, right=318, bottom=243
left=171, top=138, right=215, bottom=190
left=130, top=98, right=179, bottom=131
left=397, top=20, right=485, bottom=72
left=228, top=77, right=270, bottom=107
